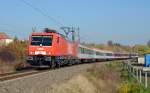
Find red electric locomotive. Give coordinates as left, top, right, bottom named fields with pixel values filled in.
left=26, top=28, right=78, bottom=68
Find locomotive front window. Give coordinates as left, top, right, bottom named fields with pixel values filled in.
left=31, top=35, right=52, bottom=46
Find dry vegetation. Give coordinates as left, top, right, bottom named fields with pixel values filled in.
left=49, top=62, right=150, bottom=93
left=0, top=41, right=28, bottom=74
left=50, top=62, right=122, bottom=93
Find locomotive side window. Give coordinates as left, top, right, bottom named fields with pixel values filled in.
left=31, top=35, right=52, bottom=46
left=57, top=37, right=59, bottom=43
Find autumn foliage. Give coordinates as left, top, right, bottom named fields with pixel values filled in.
left=0, top=41, right=28, bottom=74
left=4, top=40, right=28, bottom=60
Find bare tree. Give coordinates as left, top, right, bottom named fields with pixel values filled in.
left=147, top=40, right=150, bottom=47
left=14, top=36, right=18, bottom=41
left=107, top=40, right=113, bottom=46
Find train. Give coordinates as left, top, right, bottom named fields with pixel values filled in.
left=26, top=28, right=138, bottom=68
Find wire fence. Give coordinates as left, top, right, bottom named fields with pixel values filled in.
left=123, top=61, right=150, bottom=88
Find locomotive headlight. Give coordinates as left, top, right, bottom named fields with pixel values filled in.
left=30, top=52, right=34, bottom=55
left=46, top=52, right=51, bottom=55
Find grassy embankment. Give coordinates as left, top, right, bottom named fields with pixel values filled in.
left=119, top=63, right=150, bottom=93
left=50, top=62, right=150, bottom=93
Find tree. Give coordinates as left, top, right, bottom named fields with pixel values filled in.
left=134, top=44, right=150, bottom=56
left=114, top=43, right=121, bottom=47
left=147, top=40, right=150, bottom=47
left=14, top=36, right=18, bottom=41
left=107, top=40, right=113, bottom=46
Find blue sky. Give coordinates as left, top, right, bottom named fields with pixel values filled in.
left=0, top=0, right=150, bottom=45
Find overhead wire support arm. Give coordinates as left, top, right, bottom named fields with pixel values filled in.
left=60, top=26, right=80, bottom=42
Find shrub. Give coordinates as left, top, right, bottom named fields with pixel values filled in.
left=5, top=40, right=28, bottom=60
left=0, top=41, right=28, bottom=73
left=0, top=48, right=16, bottom=62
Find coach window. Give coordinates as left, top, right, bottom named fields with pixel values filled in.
left=82, top=48, right=85, bottom=54
left=57, top=37, right=59, bottom=43
left=78, top=47, right=82, bottom=53
left=106, top=53, right=112, bottom=56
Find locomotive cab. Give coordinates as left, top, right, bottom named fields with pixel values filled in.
left=26, top=28, right=77, bottom=67
left=26, top=29, right=57, bottom=67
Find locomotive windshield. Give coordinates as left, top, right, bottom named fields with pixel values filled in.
left=31, top=35, right=52, bottom=46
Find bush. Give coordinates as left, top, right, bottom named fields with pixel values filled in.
left=5, top=41, right=28, bottom=60
left=0, top=48, right=16, bottom=62
left=118, top=82, right=150, bottom=93
left=0, top=41, right=28, bottom=74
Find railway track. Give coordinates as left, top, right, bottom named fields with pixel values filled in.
left=0, top=63, right=83, bottom=82
left=0, top=69, right=49, bottom=82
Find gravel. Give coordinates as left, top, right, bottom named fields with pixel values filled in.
left=0, top=63, right=96, bottom=93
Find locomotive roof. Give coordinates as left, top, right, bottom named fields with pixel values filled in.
left=31, top=28, right=79, bottom=42
left=31, top=31, right=67, bottom=39
left=31, top=28, right=66, bottom=37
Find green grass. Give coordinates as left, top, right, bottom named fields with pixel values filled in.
left=118, top=65, right=150, bottom=93
left=85, top=61, right=150, bottom=93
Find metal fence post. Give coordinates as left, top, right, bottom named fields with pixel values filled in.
left=136, top=68, right=139, bottom=80
left=145, top=72, right=148, bottom=88
left=127, top=63, right=128, bottom=70
left=124, top=62, right=126, bottom=70
left=128, top=65, right=130, bottom=73
left=127, top=64, right=129, bottom=71
left=132, top=67, right=134, bottom=77
left=130, top=65, right=132, bottom=73
left=139, top=70, right=142, bottom=83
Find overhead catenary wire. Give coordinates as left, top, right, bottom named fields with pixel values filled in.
left=17, top=0, right=80, bottom=41
left=18, top=0, right=64, bottom=27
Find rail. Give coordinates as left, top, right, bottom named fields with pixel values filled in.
left=0, top=70, right=49, bottom=82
